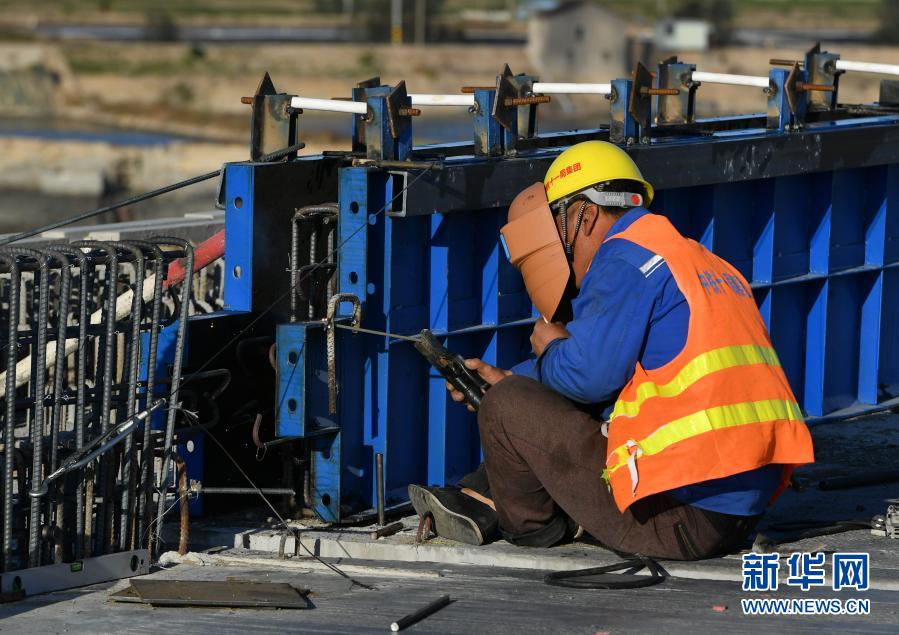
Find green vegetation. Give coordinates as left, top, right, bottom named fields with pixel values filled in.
left=0, top=0, right=885, bottom=30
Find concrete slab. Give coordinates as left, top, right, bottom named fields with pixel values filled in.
left=1, top=552, right=896, bottom=634
left=157, top=413, right=899, bottom=592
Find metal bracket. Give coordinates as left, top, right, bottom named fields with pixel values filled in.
left=628, top=61, right=655, bottom=132
left=352, top=76, right=382, bottom=154
left=784, top=63, right=808, bottom=119
left=325, top=293, right=362, bottom=414
left=655, top=57, right=697, bottom=126
left=365, top=81, right=416, bottom=161
left=805, top=42, right=841, bottom=111
left=610, top=78, right=637, bottom=144
left=384, top=80, right=419, bottom=140
left=492, top=64, right=521, bottom=134
left=472, top=88, right=502, bottom=156
left=766, top=68, right=792, bottom=132
left=248, top=72, right=299, bottom=162
left=626, top=61, right=678, bottom=141
left=492, top=64, right=547, bottom=152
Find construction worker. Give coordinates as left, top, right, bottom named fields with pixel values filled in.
left=409, top=140, right=815, bottom=559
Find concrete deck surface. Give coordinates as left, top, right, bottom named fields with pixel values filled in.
left=1, top=413, right=898, bottom=633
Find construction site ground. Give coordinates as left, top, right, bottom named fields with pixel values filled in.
left=2, top=413, right=898, bottom=633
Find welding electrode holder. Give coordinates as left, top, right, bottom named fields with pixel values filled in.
left=414, top=330, right=490, bottom=410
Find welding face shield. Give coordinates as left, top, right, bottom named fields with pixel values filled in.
left=500, top=182, right=575, bottom=322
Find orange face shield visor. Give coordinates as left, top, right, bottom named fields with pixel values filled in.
left=500, top=182, right=572, bottom=321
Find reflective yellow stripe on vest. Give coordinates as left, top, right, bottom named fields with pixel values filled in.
left=606, top=398, right=804, bottom=478
left=610, top=344, right=782, bottom=421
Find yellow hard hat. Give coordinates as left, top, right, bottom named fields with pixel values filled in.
left=543, top=140, right=654, bottom=207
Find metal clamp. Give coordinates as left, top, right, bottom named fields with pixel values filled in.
left=325, top=293, right=362, bottom=414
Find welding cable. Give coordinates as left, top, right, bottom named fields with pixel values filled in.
left=165, top=405, right=374, bottom=590
left=0, top=142, right=305, bottom=247
left=543, top=555, right=668, bottom=589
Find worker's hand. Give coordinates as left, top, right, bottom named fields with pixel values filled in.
left=530, top=320, right=570, bottom=357
left=445, top=358, right=511, bottom=412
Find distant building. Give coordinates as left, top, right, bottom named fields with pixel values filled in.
left=527, top=1, right=629, bottom=83
left=654, top=19, right=710, bottom=52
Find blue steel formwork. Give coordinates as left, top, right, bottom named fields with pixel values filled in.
left=220, top=99, right=899, bottom=522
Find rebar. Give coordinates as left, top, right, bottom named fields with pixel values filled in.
left=72, top=241, right=118, bottom=556
left=48, top=245, right=89, bottom=560
left=0, top=254, right=19, bottom=571
left=151, top=237, right=193, bottom=558
left=126, top=241, right=165, bottom=548
left=41, top=248, right=71, bottom=564
left=2, top=247, right=50, bottom=568
left=111, top=243, right=145, bottom=551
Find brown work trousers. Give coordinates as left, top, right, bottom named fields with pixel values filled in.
left=475, top=375, right=760, bottom=560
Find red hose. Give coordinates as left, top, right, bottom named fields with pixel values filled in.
left=163, top=229, right=225, bottom=290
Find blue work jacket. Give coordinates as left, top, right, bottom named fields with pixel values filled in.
left=512, top=208, right=780, bottom=516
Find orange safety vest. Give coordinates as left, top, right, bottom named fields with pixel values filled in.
left=602, top=213, right=814, bottom=512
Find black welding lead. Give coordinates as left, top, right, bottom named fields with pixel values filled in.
left=390, top=594, right=452, bottom=632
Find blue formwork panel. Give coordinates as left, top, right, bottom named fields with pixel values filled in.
left=238, top=116, right=899, bottom=519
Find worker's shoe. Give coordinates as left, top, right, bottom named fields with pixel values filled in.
left=408, top=484, right=499, bottom=546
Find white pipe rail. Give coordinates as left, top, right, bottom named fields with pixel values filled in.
left=289, top=96, right=368, bottom=115
left=409, top=94, right=475, bottom=107
left=691, top=71, right=770, bottom=88
left=0, top=276, right=158, bottom=398
left=531, top=82, right=612, bottom=95
left=835, top=59, right=899, bottom=77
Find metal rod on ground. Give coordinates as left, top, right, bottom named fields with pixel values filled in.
left=376, top=453, right=386, bottom=526
left=390, top=595, right=452, bottom=632
left=0, top=143, right=303, bottom=247
left=0, top=229, right=225, bottom=398
left=836, top=60, right=899, bottom=76
left=371, top=521, right=404, bottom=540
left=691, top=71, right=770, bottom=88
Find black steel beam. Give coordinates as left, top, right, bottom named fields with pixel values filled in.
left=397, top=118, right=899, bottom=216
